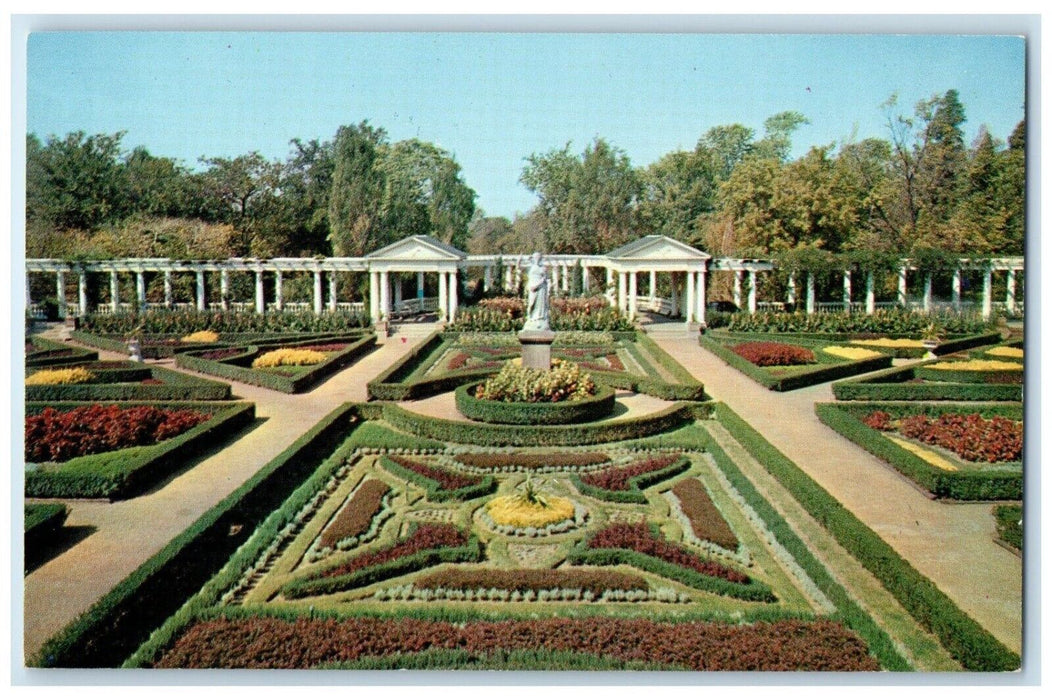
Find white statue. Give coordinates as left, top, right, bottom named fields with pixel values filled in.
left=521, top=252, right=550, bottom=332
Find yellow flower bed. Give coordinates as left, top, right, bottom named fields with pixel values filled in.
left=822, top=345, right=884, bottom=360
left=886, top=435, right=958, bottom=472
left=849, top=338, right=926, bottom=348
left=252, top=348, right=327, bottom=368
left=986, top=346, right=1024, bottom=359
left=486, top=493, right=575, bottom=528
left=927, top=359, right=1022, bottom=372
left=181, top=330, right=219, bottom=343
left=25, top=367, right=97, bottom=385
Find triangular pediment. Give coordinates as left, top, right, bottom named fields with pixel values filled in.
left=606, top=235, right=711, bottom=261
left=366, top=235, right=466, bottom=261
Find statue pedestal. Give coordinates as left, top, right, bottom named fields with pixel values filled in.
left=518, top=330, right=556, bottom=370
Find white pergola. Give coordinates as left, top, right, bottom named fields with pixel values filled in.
left=364, top=235, right=467, bottom=323
left=604, top=236, right=714, bottom=325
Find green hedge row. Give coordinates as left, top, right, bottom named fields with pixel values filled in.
left=25, top=364, right=233, bottom=402
left=33, top=402, right=363, bottom=668
left=378, top=455, right=496, bottom=502
left=699, top=334, right=893, bottom=391
left=914, top=365, right=1022, bottom=385
left=379, top=401, right=708, bottom=448
left=24, top=401, right=256, bottom=500
left=832, top=364, right=1023, bottom=402
left=25, top=336, right=99, bottom=368
left=829, top=401, right=1023, bottom=422
left=70, top=329, right=371, bottom=359
left=454, top=382, right=617, bottom=425
left=698, top=422, right=910, bottom=670
left=569, top=455, right=691, bottom=504
left=176, top=333, right=376, bottom=393
left=567, top=546, right=774, bottom=603
left=281, top=537, right=485, bottom=599
left=814, top=403, right=1021, bottom=501
left=706, top=329, right=1001, bottom=359
left=25, top=503, right=69, bottom=539
left=715, top=403, right=1020, bottom=671
left=79, top=308, right=371, bottom=336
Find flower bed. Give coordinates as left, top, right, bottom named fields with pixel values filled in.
left=25, top=337, right=99, bottom=368
left=456, top=382, right=617, bottom=426
left=153, top=615, right=879, bottom=671
left=866, top=411, right=1022, bottom=463
left=822, top=346, right=885, bottom=361
left=412, top=568, right=649, bottom=597
left=453, top=451, right=610, bottom=472
left=318, top=479, right=392, bottom=550
left=670, top=478, right=739, bottom=552
left=380, top=455, right=495, bottom=502
left=25, top=367, right=96, bottom=386
left=252, top=348, right=328, bottom=368
left=831, top=362, right=1023, bottom=402
left=579, top=453, right=683, bottom=492
left=731, top=341, right=815, bottom=367
left=916, top=359, right=1023, bottom=385
left=25, top=364, right=233, bottom=402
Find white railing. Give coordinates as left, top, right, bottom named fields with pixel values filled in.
left=394, top=297, right=440, bottom=314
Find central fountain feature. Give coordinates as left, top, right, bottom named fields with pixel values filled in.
left=518, top=252, right=555, bottom=370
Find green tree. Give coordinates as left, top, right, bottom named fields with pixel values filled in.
left=467, top=213, right=515, bottom=254
left=327, top=121, right=388, bottom=257
left=638, top=147, right=718, bottom=243
left=197, top=152, right=282, bottom=255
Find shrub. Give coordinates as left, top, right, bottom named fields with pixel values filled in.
left=455, top=382, right=616, bottom=426
left=180, top=330, right=219, bottom=343
left=994, top=504, right=1022, bottom=551
left=385, top=456, right=479, bottom=491
left=252, top=348, right=327, bottom=368
left=379, top=455, right=495, bottom=502
left=454, top=452, right=610, bottom=470
left=731, top=341, right=815, bottom=367
left=25, top=367, right=96, bottom=386
left=822, top=346, right=884, bottom=361
left=80, top=309, right=370, bottom=335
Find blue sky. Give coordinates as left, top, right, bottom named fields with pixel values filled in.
left=26, top=31, right=1026, bottom=219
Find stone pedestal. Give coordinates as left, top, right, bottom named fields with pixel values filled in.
left=518, top=330, right=556, bottom=370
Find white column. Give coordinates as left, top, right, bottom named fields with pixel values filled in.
left=582, top=265, right=590, bottom=292
left=379, top=270, right=391, bottom=320
left=806, top=273, right=815, bottom=314
left=504, top=265, right=512, bottom=290
left=438, top=271, right=448, bottom=321
left=628, top=271, right=638, bottom=320
left=923, top=273, right=933, bottom=313
left=55, top=271, right=67, bottom=318
left=685, top=270, right=695, bottom=325
left=220, top=269, right=231, bottom=311
left=696, top=270, right=707, bottom=325
left=670, top=272, right=679, bottom=317
left=164, top=270, right=173, bottom=308
left=329, top=273, right=339, bottom=312
left=256, top=270, right=266, bottom=314
left=274, top=270, right=284, bottom=311
left=110, top=271, right=119, bottom=312
left=136, top=271, right=146, bottom=311
left=483, top=266, right=492, bottom=292
left=747, top=270, right=757, bottom=314
left=649, top=270, right=657, bottom=305
left=952, top=268, right=962, bottom=310
left=787, top=273, right=796, bottom=306
left=898, top=267, right=908, bottom=307
left=617, top=271, right=627, bottom=312
left=313, top=270, right=323, bottom=314
left=733, top=270, right=743, bottom=309
left=843, top=270, right=852, bottom=312
left=982, top=266, right=993, bottom=320
left=78, top=272, right=88, bottom=318
left=1006, top=269, right=1017, bottom=314
left=369, top=271, right=379, bottom=323
left=865, top=271, right=875, bottom=315
left=196, top=270, right=206, bottom=310
left=448, top=271, right=458, bottom=322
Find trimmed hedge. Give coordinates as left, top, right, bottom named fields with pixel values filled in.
left=25, top=336, right=99, bottom=368
left=25, top=364, right=233, bottom=402
left=914, top=365, right=1023, bottom=385
left=570, top=454, right=691, bottom=504
left=380, top=401, right=708, bottom=448
left=700, top=333, right=893, bottom=391
left=814, top=403, right=1022, bottom=501
left=454, top=382, right=616, bottom=425
left=832, top=363, right=1023, bottom=402
left=280, top=537, right=485, bottom=599
left=378, top=455, right=496, bottom=502
left=705, top=329, right=1002, bottom=359
left=715, top=402, right=1020, bottom=671
left=176, top=333, right=376, bottom=393
left=32, top=402, right=363, bottom=668
left=25, top=503, right=69, bottom=539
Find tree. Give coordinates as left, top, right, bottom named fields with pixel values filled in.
left=637, top=147, right=718, bottom=243
left=197, top=152, right=282, bottom=254
left=122, top=147, right=193, bottom=220
left=327, top=121, right=388, bottom=257
left=752, top=111, right=810, bottom=162
left=467, top=213, right=515, bottom=254
left=700, top=124, right=754, bottom=181
left=521, top=138, right=641, bottom=254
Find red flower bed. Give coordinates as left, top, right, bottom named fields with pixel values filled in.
left=731, top=341, right=815, bottom=367
left=587, top=522, right=750, bottom=584
left=414, top=567, right=648, bottom=596
left=25, top=405, right=210, bottom=463
left=478, top=297, right=524, bottom=317
left=140, top=378, right=165, bottom=386
left=897, top=413, right=1022, bottom=463
left=553, top=296, right=610, bottom=314
left=156, top=615, right=879, bottom=671
left=199, top=348, right=244, bottom=361
left=298, top=344, right=348, bottom=353
left=447, top=352, right=471, bottom=371
left=671, top=478, right=739, bottom=551
left=454, top=452, right=610, bottom=470
left=581, top=454, right=681, bottom=492
left=319, top=480, right=391, bottom=549
left=387, top=456, right=480, bottom=490
left=321, top=524, right=467, bottom=579
left=862, top=410, right=893, bottom=431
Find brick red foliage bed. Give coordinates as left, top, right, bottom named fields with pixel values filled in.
left=731, top=341, right=815, bottom=367
left=320, top=524, right=466, bottom=579
left=454, top=452, right=610, bottom=469
left=25, top=405, right=210, bottom=463
left=387, top=456, right=481, bottom=490
left=863, top=411, right=1022, bottom=463
left=414, top=567, right=649, bottom=596
left=587, top=523, right=750, bottom=584
left=319, top=480, right=390, bottom=549
left=154, top=615, right=879, bottom=670
left=581, top=454, right=681, bottom=491
left=671, top=478, right=739, bottom=551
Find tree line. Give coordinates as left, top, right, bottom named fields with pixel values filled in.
left=26, top=90, right=1024, bottom=266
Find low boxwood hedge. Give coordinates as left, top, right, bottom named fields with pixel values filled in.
left=454, top=382, right=617, bottom=425
left=715, top=402, right=1020, bottom=671
left=25, top=364, right=233, bottom=402
left=914, top=364, right=1023, bottom=385
left=831, top=363, right=1023, bottom=402
left=25, top=336, right=99, bottom=368
left=24, top=400, right=256, bottom=500
left=704, top=329, right=1002, bottom=359
left=699, top=333, right=893, bottom=391
left=32, top=402, right=363, bottom=668
left=25, top=503, right=68, bottom=540
left=814, top=402, right=1022, bottom=501
left=176, top=333, right=376, bottom=393
left=569, top=454, right=691, bottom=504
left=378, top=455, right=496, bottom=502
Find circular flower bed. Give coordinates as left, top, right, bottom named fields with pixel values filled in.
left=480, top=479, right=587, bottom=537
left=456, top=382, right=616, bottom=425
